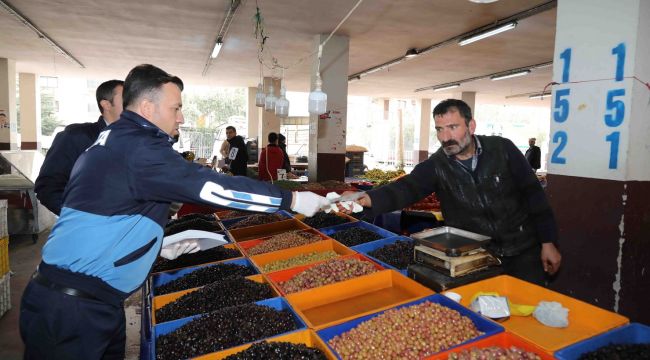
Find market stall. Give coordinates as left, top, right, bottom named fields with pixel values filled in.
left=139, top=209, right=643, bottom=360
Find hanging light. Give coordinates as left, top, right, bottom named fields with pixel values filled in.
left=275, top=84, right=289, bottom=118
left=255, top=83, right=265, bottom=107
left=264, top=85, right=276, bottom=112
left=308, top=73, right=327, bottom=115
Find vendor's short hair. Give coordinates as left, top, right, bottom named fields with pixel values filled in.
left=123, top=64, right=184, bottom=109
left=433, top=99, right=472, bottom=125
left=268, top=132, right=278, bottom=143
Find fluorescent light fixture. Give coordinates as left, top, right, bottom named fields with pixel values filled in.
left=404, top=48, right=419, bottom=58
left=529, top=92, right=551, bottom=100
left=458, top=21, right=517, bottom=46
left=210, top=41, right=223, bottom=59
left=490, top=69, right=530, bottom=81
left=433, top=84, right=460, bottom=92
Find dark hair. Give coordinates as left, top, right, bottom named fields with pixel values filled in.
left=96, top=80, right=124, bottom=113
left=123, top=64, right=184, bottom=109
left=433, top=99, right=472, bottom=125
left=226, top=126, right=236, bottom=132
left=278, top=133, right=286, bottom=142
left=268, top=132, right=278, bottom=144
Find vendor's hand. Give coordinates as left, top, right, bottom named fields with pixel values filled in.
left=160, top=241, right=200, bottom=260
left=287, top=172, right=299, bottom=179
left=336, top=191, right=372, bottom=213
left=291, top=191, right=330, bottom=217
left=541, top=242, right=561, bottom=275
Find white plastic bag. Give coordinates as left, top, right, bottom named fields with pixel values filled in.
left=533, top=301, right=569, bottom=328
left=470, top=295, right=510, bottom=320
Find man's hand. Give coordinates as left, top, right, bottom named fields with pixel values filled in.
left=541, top=242, right=561, bottom=275
left=291, top=191, right=330, bottom=217
left=160, top=241, right=200, bottom=260
left=336, top=191, right=372, bottom=213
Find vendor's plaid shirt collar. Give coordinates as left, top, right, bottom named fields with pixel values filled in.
left=447, top=135, right=482, bottom=171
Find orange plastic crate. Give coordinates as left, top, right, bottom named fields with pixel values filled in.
left=0, top=237, right=8, bottom=276
left=427, top=332, right=555, bottom=360
left=238, top=228, right=332, bottom=256
left=286, top=269, right=434, bottom=330
left=196, top=329, right=337, bottom=360
left=266, top=253, right=384, bottom=296
left=228, top=219, right=309, bottom=242
left=150, top=243, right=242, bottom=274
left=250, top=239, right=356, bottom=273
left=451, top=275, right=629, bottom=352
left=151, top=274, right=277, bottom=325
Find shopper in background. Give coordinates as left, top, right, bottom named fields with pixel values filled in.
left=34, top=79, right=124, bottom=215
left=258, top=132, right=285, bottom=181
left=525, top=137, right=541, bottom=172
left=341, top=99, right=561, bottom=286
left=224, top=126, right=249, bottom=176
left=19, top=64, right=329, bottom=359
left=278, top=133, right=292, bottom=174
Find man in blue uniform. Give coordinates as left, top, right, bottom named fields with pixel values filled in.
left=35, top=79, right=124, bottom=215
left=19, top=64, right=328, bottom=359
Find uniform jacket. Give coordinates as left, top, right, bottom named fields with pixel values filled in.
left=258, top=145, right=284, bottom=181
left=35, top=117, right=107, bottom=215
left=41, top=110, right=292, bottom=305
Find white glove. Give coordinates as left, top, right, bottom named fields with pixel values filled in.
left=160, top=240, right=200, bottom=260
left=291, top=191, right=330, bottom=217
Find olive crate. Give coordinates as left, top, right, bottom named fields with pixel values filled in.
left=0, top=272, right=10, bottom=318
left=318, top=220, right=398, bottom=249
left=153, top=297, right=307, bottom=360
left=317, top=293, right=504, bottom=360
left=554, top=323, right=650, bottom=360
left=150, top=258, right=258, bottom=298
left=219, top=210, right=293, bottom=230
left=353, top=235, right=415, bottom=276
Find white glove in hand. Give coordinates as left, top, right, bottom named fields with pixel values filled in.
left=291, top=191, right=330, bottom=217
left=160, top=241, right=200, bottom=260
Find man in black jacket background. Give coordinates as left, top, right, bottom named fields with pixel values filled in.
left=525, top=137, right=541, bottom=172
left=224, top=126, right=249, bottom=176
left=35, top=80, right=124, bottom=215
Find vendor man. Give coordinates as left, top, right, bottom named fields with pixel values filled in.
left=345, top=99, right=561, bottom=285
left=19, top=64, right=329, bottom=359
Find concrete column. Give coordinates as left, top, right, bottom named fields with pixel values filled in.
left=0, top=58, right=18, bottom=150
left=308, top=34, right=349, bottom=182
left=19, top=73, right=41, bottom=150
left=461, top=91, right=476, bottom=118
left=547, top=0, right=650, bottom=323
left=414, top=99, right=431, bottom=163
left=258, top=77, right=280, bottom=149
left=246, top=86, right=260, bottom=140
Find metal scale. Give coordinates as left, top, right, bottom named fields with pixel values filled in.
left=407, top=226, right=502, bottom=292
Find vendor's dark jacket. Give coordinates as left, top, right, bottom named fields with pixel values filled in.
left=226, top=135, right=249, bottom=176
left=40, top=110, right=292, bottom=306
left=367, top=135, right=558, bottom=256
left=35, top=116, right=107, bottom=215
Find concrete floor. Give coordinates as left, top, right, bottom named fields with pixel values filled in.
left=0, top=231, right=142, bottom=360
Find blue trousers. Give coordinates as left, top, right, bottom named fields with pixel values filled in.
left=19, top=280, right=126, bottom=360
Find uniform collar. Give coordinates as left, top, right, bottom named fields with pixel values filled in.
left=120, top=110, right=176, bottom=144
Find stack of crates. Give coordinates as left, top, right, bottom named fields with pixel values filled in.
left=345, top=146, right=367, bottom=177
left=0, top=199, right=10, bottom=318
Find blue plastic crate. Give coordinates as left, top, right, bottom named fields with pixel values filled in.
left=319, top=220, right=398, bottom=246
left=555, top=323, right=650, bottom=360
left=153, top=297, right=307, bottom=358
left=317, top=293, right=503, bottom=359
left=352, top=235, right=414, bottom=276
left=220, top=210, right=293, bottom=230
left=151, top=257, right=257, bottom=297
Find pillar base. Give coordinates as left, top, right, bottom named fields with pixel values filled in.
left=21, top=141, right=39, bottom=150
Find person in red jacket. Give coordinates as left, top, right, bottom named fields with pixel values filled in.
left=259, top=132, right=285, bottom=181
